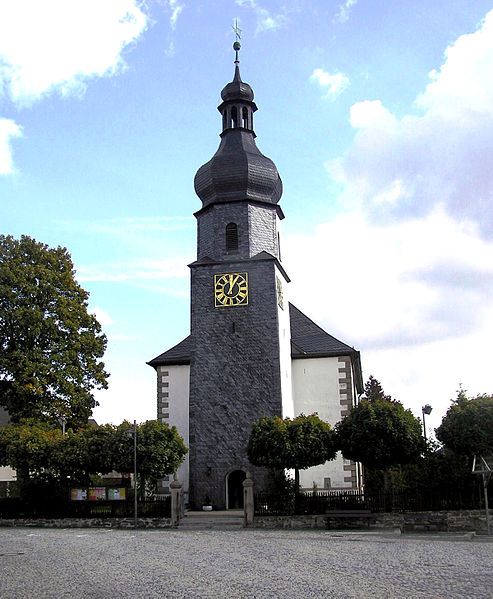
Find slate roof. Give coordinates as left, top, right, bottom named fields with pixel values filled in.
left=289, top=304, right=355, bottom=358
left=147, top=335, right=193, bottom=368
left=147, top=304, right=362, bottom=390
left=194, top=130, right=283, bottom=210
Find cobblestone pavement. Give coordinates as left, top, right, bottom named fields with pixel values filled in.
left=0, top=528, right=492, bottom=598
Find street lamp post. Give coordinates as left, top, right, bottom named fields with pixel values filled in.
left=422, top=404, right=432, bottom=442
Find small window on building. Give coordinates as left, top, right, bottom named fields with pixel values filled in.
left=231, top=106, right=238, bottom=128
left=324, top=477, right=332, bottom=489
left=162, top=392, right=169, bottom=398
left=162, top=382, right=169, bottom=388
left=242, top=106, right=248, bottom=128
left=161, top=370, right=169, bottom=376
left=225, top=223, right=239, bottom=251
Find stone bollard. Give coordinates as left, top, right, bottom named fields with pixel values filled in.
left=243, top=471, right=254, bottom=527
left=170, top=474, right=183, bottom=528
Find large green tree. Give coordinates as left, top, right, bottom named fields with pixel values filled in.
left=247, top=413, right=338, bottom=491
left=436, top=391, right=493, bottom=457
left=336, top=379, right=424, bottom=478
left=0, top=235, right=108, bottom=428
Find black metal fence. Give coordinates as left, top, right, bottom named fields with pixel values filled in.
left=255, top=487, right=485, bottom=516
left=0, top=495, right=171, bottom=519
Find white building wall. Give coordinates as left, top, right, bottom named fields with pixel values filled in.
left=0, top=466, right=16, bottom=482
left=292, top=356, right=354, bottom=491
left=157, top=364, right=190, bottom=499
left=276, top=267, right=293, bottom=419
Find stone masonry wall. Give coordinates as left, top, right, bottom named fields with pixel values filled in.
left=252, top=510, right=492, bottom=534
left=189, top=256, right=284, bottom=509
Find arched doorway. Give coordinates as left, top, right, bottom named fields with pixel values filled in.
left=226, top=470, right=246, bottom=509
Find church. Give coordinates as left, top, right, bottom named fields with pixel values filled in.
left=148, top=42, right=363, bottom=510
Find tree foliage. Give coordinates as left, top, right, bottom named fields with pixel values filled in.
left=0, top=235, right=108, bottom=428
left=247, top=413, right=338, bottom=489
left=0, top=419, right=63, bottom=476
left=336, top=382, right=424, bottom=471
left=436, top=391, right=493, bottom=457
left=364, top=375, right=394, bottom=402
left=112, top=420, right=188, bottom=493
left=0, top=419, right=188, bottom=493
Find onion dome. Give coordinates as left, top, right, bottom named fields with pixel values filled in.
left=194, top=41, right=283, bottom=211
left=221, top=64, right=254, bottom=103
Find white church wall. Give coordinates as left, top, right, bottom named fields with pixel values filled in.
left=292, top=356, right=355, bottom=490
left=157, top=364, right=190, bottom=497
left=276, top=267, right=293, bottom=419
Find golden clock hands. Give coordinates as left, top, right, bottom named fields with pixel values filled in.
left=228, top=274, right=239, bottom=294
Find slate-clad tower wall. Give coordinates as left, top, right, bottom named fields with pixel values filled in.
left=188, top=44, right=292, bottom=508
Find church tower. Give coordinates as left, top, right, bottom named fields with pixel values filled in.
left=188, top=42, right=293, bottom=509
left=148, top=43, right=364, bottom=508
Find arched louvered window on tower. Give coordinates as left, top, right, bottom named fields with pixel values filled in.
left=242, top=106, right=248, bottom=129
left=226, top=223, right=239, bottom=252
left=231, top=106, right=238, bottom=128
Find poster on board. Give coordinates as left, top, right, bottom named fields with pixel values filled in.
left=107, top=488, right=126, bottom=501
left=70, top=488, right=87, bottom=501
left=88, top=487, right=106, bottom=501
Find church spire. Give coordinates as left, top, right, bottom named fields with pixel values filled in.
left=193, top=42, right=283, bottom=213
left=219, top=41, right=256, bottom=132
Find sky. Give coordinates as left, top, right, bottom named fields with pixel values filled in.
left=1, top=0, right=492, bottom=438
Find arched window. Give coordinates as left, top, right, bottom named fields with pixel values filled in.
left=231, top=106, right=238, bottom=128
left=226, top=223, right=238, bottom=251
left=242, top=106, right=249, bottom=129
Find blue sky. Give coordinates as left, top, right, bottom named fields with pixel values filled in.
left=1, top=1, right=493, bottom=436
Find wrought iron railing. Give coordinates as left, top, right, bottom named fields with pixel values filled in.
left=254, top=487, right=485, bottom=516
left=0, top=495, right=171, bottom=519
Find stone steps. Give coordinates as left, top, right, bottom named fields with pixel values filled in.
left=179, top=510, right=244, bottom=530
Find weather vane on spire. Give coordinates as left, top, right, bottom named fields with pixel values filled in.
left=232, top=18, right=242, bottom=64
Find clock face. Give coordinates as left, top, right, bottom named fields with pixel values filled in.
left=214, top=272, right=248, bottom=307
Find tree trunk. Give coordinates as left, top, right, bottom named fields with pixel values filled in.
left=294, top=468, right=300, bottom=514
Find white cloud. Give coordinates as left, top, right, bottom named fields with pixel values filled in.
left=285, top=208, right=493, bottom=425
left=349, top=100, right=396, bottom=129
left=166, top=0, right=185, bottom=31
left=416, top=10, right=493, bottom=118
left=328, top=10, right=493, bottom=237
left=0, top=118, right=22, bottom=174
left=286, top=208, right=493, bottom=351
left=310, top=68, right=349, bottom=99
left=292, top=10, right=493, bottom=423
left=334, top=0, right=358, bottom=24
left=235, top=0, right=287, bottom=34
left=0, top=0, right=148, bottom=106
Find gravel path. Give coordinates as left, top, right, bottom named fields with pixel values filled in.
left=0, top=528, right=492, bottom=598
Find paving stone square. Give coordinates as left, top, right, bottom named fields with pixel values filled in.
left=0, top=528, right=492, bottom=598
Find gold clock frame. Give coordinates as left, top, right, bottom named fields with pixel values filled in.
left=214, top=272, right=248, bottom=307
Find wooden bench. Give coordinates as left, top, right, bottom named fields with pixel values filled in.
left=324, top=510, right=375, bottom=529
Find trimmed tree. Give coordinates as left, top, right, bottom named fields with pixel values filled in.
left=247, top=413, right=338, bottom=492
left=0, top=420, right=188, bottom=499
left=0, top=235, right=108, bottom=428
left=112, top=420, right=188, bottom=499
left=336, top=395, right=425, bottom=490
left=436, top=391, right=493, bottom=457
